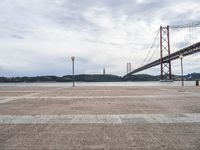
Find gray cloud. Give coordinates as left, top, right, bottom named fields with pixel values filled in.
left=0, top=0, right=200, bottom=77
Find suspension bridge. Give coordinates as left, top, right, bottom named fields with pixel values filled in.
left=123, top=21, right=200, bottom=80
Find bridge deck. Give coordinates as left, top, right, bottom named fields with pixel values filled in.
left=124, top=41, right=200, bottom=78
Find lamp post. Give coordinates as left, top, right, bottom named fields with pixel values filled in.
left=179, top=54, right=184, bottom=86
left=71, top=56, right=75, bottom=87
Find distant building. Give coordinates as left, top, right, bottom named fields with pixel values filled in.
left=103, top=67, right=106, bottom=75
left=127, top=63, right=131, bottom=74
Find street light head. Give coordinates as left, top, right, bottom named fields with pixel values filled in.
left=71, top=56, right=75, bottom=61
left=179, top=54, right=183, bottom=59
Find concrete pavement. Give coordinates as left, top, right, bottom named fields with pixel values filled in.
left=0, top=85, right=200, bottom=149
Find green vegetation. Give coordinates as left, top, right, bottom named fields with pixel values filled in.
left=0, top=75, right=122, bottom=83
left=0, top=73, right=200, bottom=83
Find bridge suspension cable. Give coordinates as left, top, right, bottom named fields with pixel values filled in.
left=170, top=20, right=200, bottom=28
left=170, top=20, right=200, bottom=50
left=139, top=29, right=160, bottom=67
left=124, top=20, right=200, bottom=78
left=145, top=42, right=159, bottom=64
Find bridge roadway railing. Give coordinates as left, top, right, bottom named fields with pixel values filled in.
left=123, top=41, right=200, bottom=78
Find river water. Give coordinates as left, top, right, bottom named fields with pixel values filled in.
left=0, top=81, right=197, bottom=87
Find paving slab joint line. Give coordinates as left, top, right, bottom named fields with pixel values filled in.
left=9, top=94, right=200, bottom=100
left=0, top=87, right=65, bottom=104
left=0, top=92, right=40, bottom=104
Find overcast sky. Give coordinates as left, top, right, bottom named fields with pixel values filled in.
left=0, top=0, right=200, bottom=77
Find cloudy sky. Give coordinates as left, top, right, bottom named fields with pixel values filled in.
left=0, top=0, right=200, bottom=77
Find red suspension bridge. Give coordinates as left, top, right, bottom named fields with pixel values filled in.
left=123, top=21, right=200, bottom=80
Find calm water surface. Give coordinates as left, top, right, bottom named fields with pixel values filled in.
left=0, top=81, right=197, bottom=87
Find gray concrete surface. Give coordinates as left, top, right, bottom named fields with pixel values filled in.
left=0, top=85, right=200, bottom=149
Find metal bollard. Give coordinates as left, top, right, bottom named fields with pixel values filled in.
left=196, top=80, right=199, bottom=86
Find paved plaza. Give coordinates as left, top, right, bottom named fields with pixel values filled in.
left=0, top=85, right=200, bottom=149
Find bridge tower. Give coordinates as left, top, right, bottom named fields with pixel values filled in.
left=160, top=26, right=172, bottom=80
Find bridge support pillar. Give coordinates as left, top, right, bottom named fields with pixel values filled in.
left=160, top=25, right=172, bottom=81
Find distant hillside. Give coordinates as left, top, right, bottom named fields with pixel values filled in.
left=0, top=73, right=200, bottom=82
left=65, top=74, right=122, bottom=82
left=185, top=73, right=200, bottom=80
left=124, top=74, right=160, bottom=81
left=0, top=74, right=122, bottom=83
